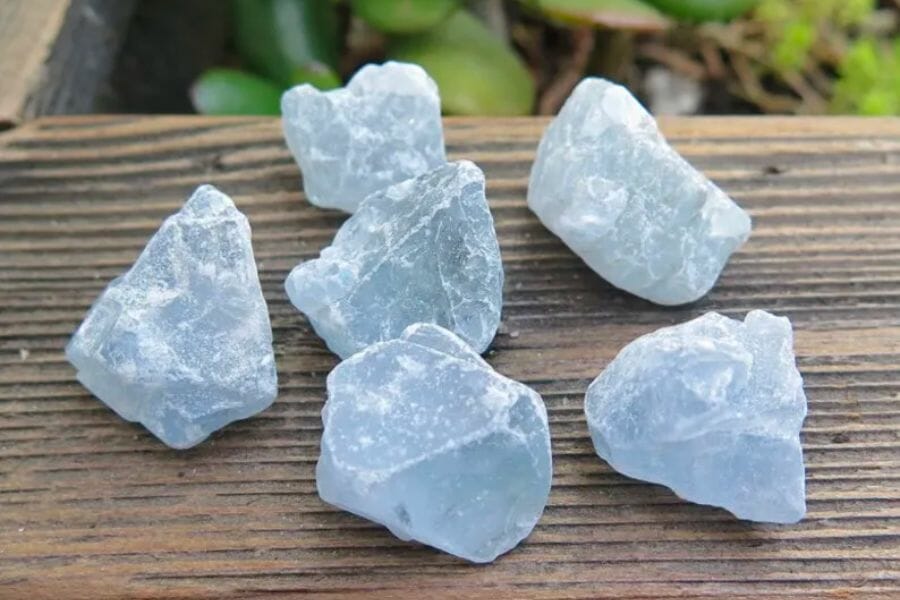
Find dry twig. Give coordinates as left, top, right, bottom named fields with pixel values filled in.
left=538, top=27, right=595, bottom=114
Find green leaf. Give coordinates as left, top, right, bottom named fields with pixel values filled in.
left=389, top=10, right=535, bottom=115
left=291, top=64, right=343, bottom=90
left=644, top=0, right=758, bottom=22
left=858, top=90, right=894, bottom=116
left=232, top=0, right=340, bottom=86
left=832, top=37, right=900, bottom=115
left=771, top=19, right=815, bottom=72
left=527, top=0, right=669, bottom=31
left=353, top=0, right=458, bottom=34
left=835, top=0, right=876, bottom=27
left=191, top=69, right=283, bottom=115
left=755, top=0, right=793, bottom=26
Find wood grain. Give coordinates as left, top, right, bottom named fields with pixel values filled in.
left=0, top=0, right=135, bottom=126
left=1, top=115, right=899, bottom=599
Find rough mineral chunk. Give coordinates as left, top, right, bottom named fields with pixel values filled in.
left=66, top=185, right=278, bottom=449
left=285, top=160, right=503, bottom=359
left=317, top=323, right=552, bottom=562
left=282, top=61, right=446, bottom=213
left=528, top=78, right=752, bottom=305
left=585, top=310, right=807, bottom=523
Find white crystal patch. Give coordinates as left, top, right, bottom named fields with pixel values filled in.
left=528, top=78, right=751, bottom=305
left=585, top=310, right=807, bottom=523
left=317, top=323, right=552, bottom=562
left=285, top=160, right=503, bottom=359
left=282, top=61, right=446, bottom=213
left=66, top=185, right=278, bottom=449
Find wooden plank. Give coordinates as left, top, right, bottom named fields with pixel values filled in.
left=0, top=0, right=135, bottom=127
left=1, top=115, right=899, bottom=599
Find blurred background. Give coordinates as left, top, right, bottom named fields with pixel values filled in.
left=5, top=0, right=899, bottom=121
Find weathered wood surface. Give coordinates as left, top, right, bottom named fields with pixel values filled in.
left=1, top=116, right=899, bottom=599
left=0, top=0, right=135, bottom=126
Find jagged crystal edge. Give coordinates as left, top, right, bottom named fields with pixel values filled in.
left=316, top=323, right=552, bottom=563
left=528, top=77, right=752, bottom=305
left=282, top=61, right=446, bottom=213
left=584, top=310, right=807, bottom=523
left=66, top=185, right=278, bottom=449
left=284, top=160, right=503, bottom=359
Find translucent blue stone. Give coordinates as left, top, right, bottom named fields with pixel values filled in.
left=66, top=185, right=278, bottom=449
left=585, top=310, right=807, bottom=523
left=317, top=324, right=552, bottom=562
left=528, top=78, right=751, bottom=305
left=285, top=160, right=503, bottom=359
left=282, top=61, right=446, bottom=213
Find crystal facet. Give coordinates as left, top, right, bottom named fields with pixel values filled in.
left=285, top=160, right=503, bottom=359
left=317, top=323, right=552, bottom=562
left=282, top=61, right=446, bottom=213
left=528, top=78, right=752, bottom=305
left=66, top=185, right=278, bottom=449
left=585, top=310, right=807, bottom=523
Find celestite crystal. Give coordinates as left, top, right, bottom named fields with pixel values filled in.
left=282, top=61, right=446, bottom=212
left=66, top=185, right=278, bottom=449
left=285, top=160, right=503, bottom=359
left=317, top=323, right=552, bottom=563
left=585, top=310, right=807, bottom=523
left=528, top=78, right=752, bottom=305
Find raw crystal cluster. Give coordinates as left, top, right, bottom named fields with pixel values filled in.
left=585, top=310, right=807, bottom=523
left=528, top=77, right=752, bottom=305
left=66, top=185, right=278, bottom=449
left=282, top=61, right=446, bottom=213
left=285, top=160, right=503, bottom=359
left=317, top=323, right=552, bottom=563
left=64, top=66, right=806, bottom=559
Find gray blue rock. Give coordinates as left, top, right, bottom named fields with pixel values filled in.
left=528, top=77, right=752, bottom=305
left=282, top=61, right=446, bottom=213
left=585, top=310, right=807, bottom=523
left=317, top=323, right=552, bottom=563
left=66, top=185, right=278, bottom=449
left=285, top=160, right=503, bottom=359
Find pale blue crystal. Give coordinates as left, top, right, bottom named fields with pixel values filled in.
left=282, top=61, right=446, bottom=213
left=585, top=310, right=807, bottom=523
left=285, top=160, right=503, bottom=359
left=317, top=323, right=552, bottom=563
left=66, top=185, right=278, bottom=449
left=528, top=78, right=752, bottom=305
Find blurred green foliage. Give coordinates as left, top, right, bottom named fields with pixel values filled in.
left=645, top=0, right=757, bottom=22
left=390, top=10, right=535, bottom=115
left=191, top=0, right=898, bottom=117
left=748, top=0, right=898, bottom=114
left=191, top=69, right=282, bottom=115
left=757, top=0, right=874, bottom=73
left=524, top=0, right=669, bottom=31
left=232, top=0, right=340, bottom=86
left=771, top=20, right=816, bottom=73
left=353, top=0, right=458, bottom=33
left=833, top=37, right=900, bottom=115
